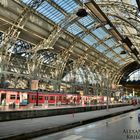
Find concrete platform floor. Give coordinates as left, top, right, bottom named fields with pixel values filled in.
left=0, top=105, right=139, bottom=140
left=0, top=103, right=127, bottom=112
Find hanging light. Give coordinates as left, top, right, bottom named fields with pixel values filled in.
left=76, top=8, right=88, bottom=17
left=120, top=50, right=126, bottom=54
left=76, top=0, right=88, bottom=17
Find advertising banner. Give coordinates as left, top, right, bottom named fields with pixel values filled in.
left=31, top=80, right=39, bottom=90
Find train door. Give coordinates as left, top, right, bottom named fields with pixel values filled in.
left=20, top=93, right=28, bottom=105
left=45, top=95, right=48, bottom=104
left=1, top=93, right=6, bottom=104
left=59, top=95, right=62, bottom=103
left=62, top=95, right=66, bottom=104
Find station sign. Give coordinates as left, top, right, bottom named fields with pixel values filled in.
left=111, top=84, right=116, bottom=90
left=31, top=80, right=39, bottom=90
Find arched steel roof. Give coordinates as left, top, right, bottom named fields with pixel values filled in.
left=0, top=0, right=140, bottom=86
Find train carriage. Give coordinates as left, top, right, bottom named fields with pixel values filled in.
left=0, top=90, right=28, bottom=106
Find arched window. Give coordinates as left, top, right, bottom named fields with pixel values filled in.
left=127, top=69, right=140, bottom=81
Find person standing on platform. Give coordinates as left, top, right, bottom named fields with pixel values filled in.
left=2, top=98, right=6, bottom=110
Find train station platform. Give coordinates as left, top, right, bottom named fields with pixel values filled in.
left=0, top=105, right=140, bottom=140
left=0, top=103, right=130, bottom=121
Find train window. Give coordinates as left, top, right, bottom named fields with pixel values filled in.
left=39, top=96, right=43, bottom=100
left=50, top=96, right=55, bottom=100
left=32, top=95, right=36, bottom=100
left=10, top=95, right=16, bottom=99
left=45, top=96, right=48, bottom=100
left=63, top=96, right=66, bottom=101
left=59, top=96, right=62, bottom=100
left=17, top=95, right=20, bottom=100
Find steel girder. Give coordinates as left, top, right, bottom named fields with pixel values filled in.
left=96, top=1, right=140, bottom=57
left=0, top=0, right=44, bottom=73
left=26, top=13, right=78, bottom=77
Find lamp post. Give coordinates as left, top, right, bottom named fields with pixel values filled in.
left=106, top=77, right=109, bottom=111
left=104, top=74, right=110, bottom=111
left=36, top=89, right=39, bottom=106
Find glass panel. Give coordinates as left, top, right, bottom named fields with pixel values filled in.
left=50, top=96, right=55, bottom=100
left=34, top=1, right=65, bottom=23
left=96, top=45, right=107, bottom=53
left=32, top=95, right=36, bottom=100
left=106, top=51, right=114, bottom=58
left=22, top=0, right=32, bottom=4
left=10, top=95, right=16, bottom=100
left=113, top=57, right=120, bottom=62
left=67, top=23, right=83, bottom=35
left=113, top=47, right=123, bottom=54
left=130, top=0, right=137, bottom=6
left=121, top=54, right=128, bottom=58
left=119, top=61, right=126, bottom=65
left=104, top=38, right=116, bottom=48
left=52, top=0, right=79, bottom=13
left=39, top=96, right=43, bottom=100
left=22, top=0, right=65, bottom=23
left=128, top=69, right=140, bottom=81
left=82, top=34, right=97, bottom=46
left=78, top=15, right=95, bottom=27
left=92, top=27, right=108, bottom=39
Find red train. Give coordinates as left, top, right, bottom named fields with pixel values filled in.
left=0, top=89, right=105, bottom=106
left=28, top=92, right=68, bottom=105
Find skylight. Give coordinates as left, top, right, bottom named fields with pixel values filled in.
left=92, top=27, right=108, bottom=39
left=78, top=15, right=95, bottom=27
left=83, top=34, right=97, bottom=46
left=52, top=0, right=79, bottom=13
left=22, top=0, right=65, bottom=24
left=104, top=38, right=116, bottom=48
left=67, top=23, right=83, bottom=35
left=113, top=47, right=123, bottom=54
left=95, top=45, right=107, bottom=53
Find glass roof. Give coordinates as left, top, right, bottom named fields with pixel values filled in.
left=113, top=47, right=123, bottom=54
left=92, top=27, right=109, bottom=40
left=62, top=67, right=99, bottom=84
left=21, top=0, right=131, bottom=65
left=36, top=2, right=65, bottom=23
left=95, top=45, right=107, bottom=53
left=78, top=15, right=95, bottom=27
left=67, top=23, right=83, bottom=35
left=83, top=34, right=97, bottom=46
left=52, top=0, right=79, bottom=13
left=106, top=51, right=114, bottom=58
left=104, top=38, right=117, bottom=48
left=127, top=69, right=140, bottom=81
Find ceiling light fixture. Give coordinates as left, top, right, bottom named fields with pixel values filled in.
left=76, top=8, right=88, bottom=17
left=76, top=0, right=88, bottom=17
